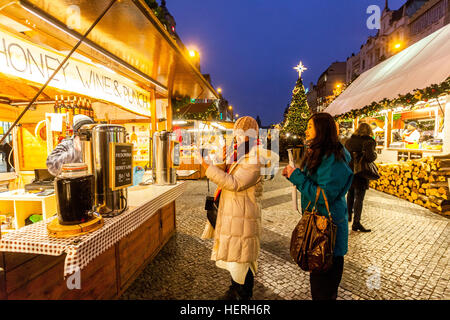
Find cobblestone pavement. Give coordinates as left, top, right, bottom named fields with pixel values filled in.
left=121, top=166, right=450, bottom=300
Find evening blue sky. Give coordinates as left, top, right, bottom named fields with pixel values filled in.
left=166, top=0, right=406, bottom=126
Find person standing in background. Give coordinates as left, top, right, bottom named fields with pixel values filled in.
left=402, top=121, right=421, bottom=146
left=0, top=139, right=14, bottom=172
left=345, top=123, right=377, bottom=232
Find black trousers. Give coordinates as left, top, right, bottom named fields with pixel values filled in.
left=231, top=269, right=254, bottom=299
left=309, top=256, right=344, bottom=300
left=347, top=185, right=367, bottom=227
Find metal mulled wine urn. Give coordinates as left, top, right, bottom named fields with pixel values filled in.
left=152, top=131, right=180, bottom=185
left=78, top=123, right=98, bottom=174
left=92, top=124, right=132, bottom=217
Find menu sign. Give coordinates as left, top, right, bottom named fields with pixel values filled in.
left=109, top=143, right=133, bottom=190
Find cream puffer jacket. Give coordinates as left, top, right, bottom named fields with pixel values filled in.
left=205, top=146, right=275, bottom=263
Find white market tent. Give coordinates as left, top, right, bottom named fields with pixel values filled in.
left=325, top=23, right=450, bottom=116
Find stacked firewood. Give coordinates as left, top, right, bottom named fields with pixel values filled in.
left=369, top=155, right=450, bottom=216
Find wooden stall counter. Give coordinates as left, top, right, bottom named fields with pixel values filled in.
left=0, top=182, right=187, bottom=300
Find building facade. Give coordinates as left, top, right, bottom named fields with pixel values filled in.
left=346, top=0, right=430, bottom=83
left=409, top=0, right=450, bottom=43
left=307, top=62, right=347, bottom=113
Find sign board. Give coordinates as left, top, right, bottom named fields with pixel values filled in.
left=109, top=143, right=133, bottom=191
left=0, top=28, right=151, bottom=116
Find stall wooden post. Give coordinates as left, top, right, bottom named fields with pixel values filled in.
left=167, top=91, right=173, bottom=132
left=166, top=61, right=176, bottom=133
left=386, top=110, right=393, bottom=148
left=443, top=95, right=450, bottom=154
left=353, top=117, right=359, bottom=132
left=150, top=91, right=157, bottom=139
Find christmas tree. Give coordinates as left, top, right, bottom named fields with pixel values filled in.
left=283, top=62, right=312, bottom=140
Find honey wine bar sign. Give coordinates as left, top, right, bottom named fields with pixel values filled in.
left=0, top=29, right=151, bottom=117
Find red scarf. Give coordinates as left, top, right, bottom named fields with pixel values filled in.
left=213, top=139, right=261, bottom=201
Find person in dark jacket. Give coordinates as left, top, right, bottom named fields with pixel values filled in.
left=345, top=123, right=377, bottom=232
left=283, top=113, right=353, bottom=300
left=46, top=115, right=94, bottom=176
left=0, top=140, right=14, bottom=172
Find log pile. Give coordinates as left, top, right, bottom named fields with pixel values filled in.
left=370, top=156, right=450, bottom=216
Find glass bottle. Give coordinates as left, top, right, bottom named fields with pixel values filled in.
left=54, top=95, right=59, bottom=113
left=60, top=95, right=67, bottom=114
left=89, top=100, right=94, bottom=118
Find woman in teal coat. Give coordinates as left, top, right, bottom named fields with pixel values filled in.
left=283, top=112, right=353, bottom=300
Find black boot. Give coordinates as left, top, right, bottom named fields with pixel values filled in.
left=240, top=270, right=254, bottom=300
left=220, top=270, right=254, bottom=300
left=218, top=283, right=240, bottom=300
left=352, top=223, right=371, bottom=232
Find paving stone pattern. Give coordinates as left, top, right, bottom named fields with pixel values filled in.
left=121, top=167, right=450, bottom=300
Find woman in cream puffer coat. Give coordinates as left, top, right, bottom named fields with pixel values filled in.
left=196, top=116, right=277, bottom=300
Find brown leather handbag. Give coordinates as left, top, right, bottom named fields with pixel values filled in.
left=290, top=187, right=337, bottom=273
left=353, top=152, right=380, bottom=180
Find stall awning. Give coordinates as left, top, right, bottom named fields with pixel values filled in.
left=325, top=23, right=450, bottom=116
left=0, top=0, right=218, bottom=102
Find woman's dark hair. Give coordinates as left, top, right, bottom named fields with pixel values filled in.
left=300, top=112, right=345, bottom=174
left=354, top=122, right=374, bottom=137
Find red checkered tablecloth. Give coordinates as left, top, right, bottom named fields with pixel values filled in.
left=0, top=182, right=186, bottom=277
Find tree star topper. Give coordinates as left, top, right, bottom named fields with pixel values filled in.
left=294, top=61, right=307, bottom=77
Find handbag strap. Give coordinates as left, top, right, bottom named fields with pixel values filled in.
left=319, top=188, right=332, bottom=222
left=304, top=188, right=321, bottom=212
left=309, top=187, right=333, bottom=223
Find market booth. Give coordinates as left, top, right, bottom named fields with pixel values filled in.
left=0, top=0, right=217, bottom=299
left=173, top=117, right=235, bottom=180
left=326, top=23, right=450, bottom=216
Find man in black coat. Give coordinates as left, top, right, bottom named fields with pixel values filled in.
left=0, top=140, right=14, bottom=172
left=345, top=123, right=378, bottom=232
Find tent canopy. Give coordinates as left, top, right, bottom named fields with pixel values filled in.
left=325, top=23, right=450, bottom=116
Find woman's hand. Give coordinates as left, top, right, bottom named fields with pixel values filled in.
left=194, top=150, right=209, bottom=171
left=282, top=165, right=296, bottom=179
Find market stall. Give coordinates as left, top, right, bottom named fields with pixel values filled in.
left=173, top=119, right=234, bottom=180
left=0, top=0, right=218, bottom=299
left=326, top=23, right=450, bottom=215
left=0, top=182, right=186, bottom=299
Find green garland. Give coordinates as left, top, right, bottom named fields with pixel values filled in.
left=334, top=76, right=450, bottom=121
left=172, top=95, right=220, bottom=121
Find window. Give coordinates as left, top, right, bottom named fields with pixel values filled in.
left=389, top=107, right=442, bottom=151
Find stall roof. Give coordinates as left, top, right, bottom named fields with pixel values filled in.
left=0, top=0, right=218, bottom=100
left=177, top=102, right=215, bottom=114
left=325, top=23, right=450, bottom=116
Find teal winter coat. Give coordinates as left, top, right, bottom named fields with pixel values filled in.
left=288, top=148, right=353, bottom=257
